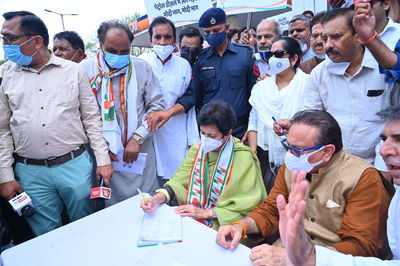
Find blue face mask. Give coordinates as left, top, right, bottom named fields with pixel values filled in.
left=204, top=31, right=226, bottom=49
left=3, top=36, right=37, bottom=66
left=258, top=51, right=271, bottom=62
left=104, top=52, right=130, bottom=69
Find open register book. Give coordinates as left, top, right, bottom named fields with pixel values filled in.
left=137, top=204, right=182, bottom=247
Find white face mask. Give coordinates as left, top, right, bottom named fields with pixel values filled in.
left=268, top=57, right=291, bottom=75
left=315, top=53, right=326, bottom=59
left=284, top=147, right=324, bottom=173
left=201, top=134, right=224, bottom=154
left=69, top=49, right=79, bottom=61
left=325, top=59, right=351, bottom=75
left=256, top=60, right=271, bottom=76
left=300, top=42, right=308, bottom=52
left=153, top=45, right=175, bottom=61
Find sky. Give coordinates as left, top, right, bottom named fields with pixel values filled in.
left=0, top=0, right=148, bottom=59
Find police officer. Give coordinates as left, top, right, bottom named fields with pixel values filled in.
left=146, top=7, right=258, bottom=139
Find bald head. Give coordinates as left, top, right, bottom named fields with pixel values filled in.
left=102, top=27, right=131, bottom=56
left=256, top=19, right=281, bottom=51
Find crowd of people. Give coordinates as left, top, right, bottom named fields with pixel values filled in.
left=0, top=0, right=400, bottom=264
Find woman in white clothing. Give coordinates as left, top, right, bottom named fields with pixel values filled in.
left=246, top=37, right=309, bottom=192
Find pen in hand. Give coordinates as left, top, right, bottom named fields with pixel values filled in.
left=272, top=116, right=288, bottom=136
left=137, top=188, right=150, bottom=207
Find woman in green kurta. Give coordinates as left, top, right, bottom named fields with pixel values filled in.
left=140, top=101, right=267, bottom=230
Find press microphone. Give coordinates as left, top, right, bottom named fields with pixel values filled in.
left=9, top=192, right=35, bottom=217
left=90, top=179, right=111, bottom=200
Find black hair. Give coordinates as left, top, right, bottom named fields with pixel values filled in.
left=291, top=110, right=343, bottom=154
left=197, top=100, right=237, bottom=136
left=178, top=26, right=203, bottom=46
left=310, top=11, right=326, bottom=29
left=377, top=106, right=400, bottom=121
left=3, top=11, right=35, bottom=19
left=3, top=11, right=49, bottom=46
left=303, top=10, right=314, bottom=18
left=276, top=36, right=302, bottom=69
left=97, top=20, right=134, bottom=45
left=289, top=14, right=311, bottom=29
left=228, top=28, right=240, bottom=41
left=149, top=16, right=176, bottom=42
left=54, top=31, right=85, bottom=54
left=322, top=8, right=355, bottom=35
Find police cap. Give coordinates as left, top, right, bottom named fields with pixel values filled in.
left=198, top=7, right=226, bottom=28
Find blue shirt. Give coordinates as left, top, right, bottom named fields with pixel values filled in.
left=380, top=38, right=400, bottom=84
left=177, top=42, right=258, bottom=138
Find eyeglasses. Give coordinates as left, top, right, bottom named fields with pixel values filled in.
left=281, top=139, right=323, bottom=158
left=268, top=49, right=290, bottom=58
left=310, top=33, right=323, bottom=40
left=0, top=34, right=35, bottom=45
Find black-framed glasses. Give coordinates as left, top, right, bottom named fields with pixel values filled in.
left=0, top=34, right=35, bottom=45
left=281, top=139, right=324, bottom=158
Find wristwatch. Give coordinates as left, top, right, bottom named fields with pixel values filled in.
left=132, top=133, right=144, bottom=145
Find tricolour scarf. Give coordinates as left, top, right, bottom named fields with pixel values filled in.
left=186, top=136, right=235, bottom=227
left=87, top=51, right=138, bottom=154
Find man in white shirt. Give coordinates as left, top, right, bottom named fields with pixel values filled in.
left=141, top=17, right=199, bottom=185
left=276, top=7, right=400, bottom=165
left=278, top=105, right=400, bottom=266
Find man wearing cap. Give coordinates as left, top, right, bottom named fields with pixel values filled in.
left=145, top=7, right=258, bottom=139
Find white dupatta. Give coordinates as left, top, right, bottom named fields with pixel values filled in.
left=249, top=69, right=309, bottom=165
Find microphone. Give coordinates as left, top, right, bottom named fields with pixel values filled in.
left=90, top=179, right=111, bottom=200
left=9, top=192, right=35, bottom=217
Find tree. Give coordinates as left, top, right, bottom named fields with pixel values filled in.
left=118, top=13, right=141, bottom=24
left=84, top=35, right=99, bottom=57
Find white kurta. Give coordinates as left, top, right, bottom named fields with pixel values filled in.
left=248, top=69, right=309, bottom=166
left=140, top=53, right=199, bottom=180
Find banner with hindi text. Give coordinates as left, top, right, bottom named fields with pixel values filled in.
left=144, top=0, right=213, bottom=27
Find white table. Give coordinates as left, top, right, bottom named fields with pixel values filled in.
left=1, top=195, right=252, bottom=266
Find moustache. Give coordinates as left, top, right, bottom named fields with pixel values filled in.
left=326, top=48, right=339, bottom=55
left=258, top=44, right=271, bottom=50
left=383, top=156, right=400, bottom=167
left=313, top=43, right=324, bottom=48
